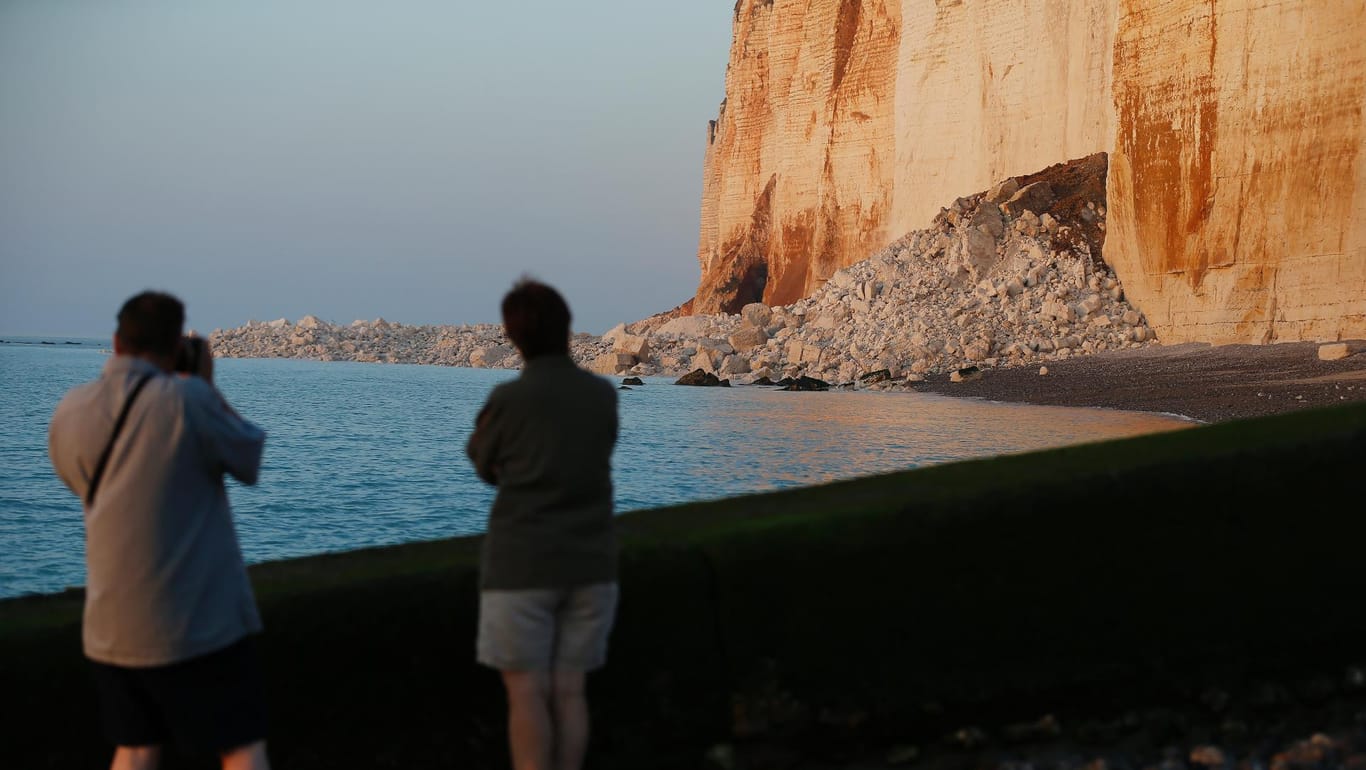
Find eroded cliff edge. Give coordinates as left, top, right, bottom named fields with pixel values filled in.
left=695, top=0, right=1365, bottom=345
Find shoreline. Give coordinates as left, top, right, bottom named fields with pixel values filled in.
left=910, top=340, right=1366, bottom=424
left=196, top=335, right=1366, bottom=425
left=215, top=338, right=1366, bottom=425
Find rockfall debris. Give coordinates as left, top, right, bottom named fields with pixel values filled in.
left=212, top=161, right=1155, bottom=389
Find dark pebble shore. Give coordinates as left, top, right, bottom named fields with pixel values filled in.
left=756, top=681, right=1366, bottom=770
left=911, top=341, right=1366, bottom=423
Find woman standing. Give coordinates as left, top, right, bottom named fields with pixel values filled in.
left=466, top=278, right=620, bottom=770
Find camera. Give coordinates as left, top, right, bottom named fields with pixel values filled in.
left=174, top=335, right=209, bottom=375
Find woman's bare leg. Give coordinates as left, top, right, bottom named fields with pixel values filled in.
left=551, top=669, right=589, bottom=770
left=502, top=670, right=554, bottom=770
left=111, top=746, right=160, bottom=770
left=221, top=740, right=270, bottom=770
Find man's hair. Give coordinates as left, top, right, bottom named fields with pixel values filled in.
left=116, top=291, right=185, bottom=357
left=501, top=278, right=571, bottom=359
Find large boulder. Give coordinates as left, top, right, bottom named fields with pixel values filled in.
left=589, top=352, right=636, bottom=375
left=675, top=369, right=729, bottom=387
left=656, top=316, right=713, bottom=338
left=985, top=177, right=1021, bottom=204
left=740, top=302, right=774, bottom=328
left=470, top=344, right=514, bottom=368
left=798, top=341, right=826, bottom=365
left=963, top=339, right=992, bottom=361
left=969, top=203, right=1005, bottom=238
left=697, top=337, right=735, bottom=354
left=962, top=226, right=999, bottom=277
left=601, top=323, right=629, bottom=347
left=950, top=365, right=983, bottom=383
left=615, top=333, right=651, bottom=361
left=1002, top=182, right=1056, bottom=218
left=689, top=349, right=718, bottom=373
left=859, top=369, right=892, bottom=385
left=780, top=375, right=830, bottom=392
left=728, top=326, right=769, bottom=353
left=718, top=355, right=751, bottom=375
left=1318, top=342, right=1364, bottom=361
left=812, top=305, right=851, bottom=330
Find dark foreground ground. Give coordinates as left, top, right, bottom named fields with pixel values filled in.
left=727, top=673, right=1366, bottom=770
left=914, top=341, right=1366, bottom=424
left=754, top=340, right=1366, bottom=770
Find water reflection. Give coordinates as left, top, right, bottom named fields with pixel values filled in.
left=612, top=378, right=1193, bottom=512
left=1, top=348, right=1193, bottom=598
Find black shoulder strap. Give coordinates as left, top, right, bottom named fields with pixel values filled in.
left=86, top=372, right=155, bottom=507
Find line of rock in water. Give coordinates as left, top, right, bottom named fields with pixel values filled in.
left=210, top=172, right=1157, bottom=389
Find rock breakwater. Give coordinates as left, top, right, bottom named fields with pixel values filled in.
left=209, top=316, right=617, bottom=373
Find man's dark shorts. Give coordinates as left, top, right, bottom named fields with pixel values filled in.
left=88, top=635, right=267, bottom=753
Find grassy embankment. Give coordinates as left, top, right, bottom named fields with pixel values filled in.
left=3, top=401, right=1365, bottom=769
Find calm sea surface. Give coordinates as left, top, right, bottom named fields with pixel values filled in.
left=0, top=337, right=1194, bottom=599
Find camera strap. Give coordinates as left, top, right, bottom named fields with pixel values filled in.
left=86, top=372, right=156, bottom=507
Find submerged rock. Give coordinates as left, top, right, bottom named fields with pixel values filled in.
left=675, top=368, right=727, bottom=387
left=781, top=376, right=830, bottom=392
left=859, top=369, right=892, bottom=385
left=950, top=366, right=982, bottom=383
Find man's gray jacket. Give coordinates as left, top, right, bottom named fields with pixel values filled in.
left=49, top=355, right=266, bottom=667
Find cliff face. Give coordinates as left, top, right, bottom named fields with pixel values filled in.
left=696, top=0, right=902, bottom=315
left=890, top=0, right=1116, bottom=240
left=1106, top=0, right=1366, bottom=344
left=695, top=0, right=1366, bottom=344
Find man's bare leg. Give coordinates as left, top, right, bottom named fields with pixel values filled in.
left=502, top=670, right=554, bottom=770
left=221, top=740, right=270, bottom=770
left=111, top=745, right=160, bottom=770
left=551, top=669, right=589, bottom=770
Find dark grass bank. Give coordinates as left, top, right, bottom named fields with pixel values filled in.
left=3, top=402, right=1365, bottom=768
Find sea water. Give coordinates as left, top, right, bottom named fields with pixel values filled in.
left=0, top=338, right=1193, bottom=599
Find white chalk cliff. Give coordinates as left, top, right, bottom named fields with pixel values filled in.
left=694, top=0, right=1366, bottom=345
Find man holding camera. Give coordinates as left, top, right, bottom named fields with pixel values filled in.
left=48, top=291, right=270, bottom=770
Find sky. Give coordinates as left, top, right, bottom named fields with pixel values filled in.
left=0, top=1, right=735, bottom=337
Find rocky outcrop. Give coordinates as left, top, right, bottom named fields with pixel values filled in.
left=695, top=0, right=1366, bottom=345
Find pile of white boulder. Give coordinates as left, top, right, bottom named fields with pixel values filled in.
left=212, top=176, right=1158, bottom=388
left=588, top=179, right=1155, bottom=387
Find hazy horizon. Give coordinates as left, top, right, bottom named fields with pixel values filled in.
left=1, top=1, right=734, bottom=337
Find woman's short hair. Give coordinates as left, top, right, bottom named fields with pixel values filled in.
left=116, top=291, right=185, bottom=357
left=501, top=278, right=571, bottom=359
